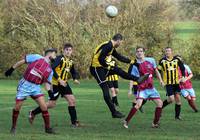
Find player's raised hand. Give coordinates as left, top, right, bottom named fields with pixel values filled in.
left=74, top=79, right=80, bottom=85
left=5, top=67, right=15, bottom=77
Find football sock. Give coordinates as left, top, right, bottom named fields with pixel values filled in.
left=12, top=109, right=19, bottom=128
left=142, top=100, right=147, bottom=106
left=125, top=107, right=137, bottom=123
left=42, top=111, right=50, bottom=129
left=153, top=107, right=162, bottom=124
left=162, top=99, right=170, bottom=109
left=188, top=99, right=198, bottom=112
left=112, top=96, right=119, bottom=106
left=100, top=83, right=116, bottom=114
left=112, top=96, right=115, bottom=104
left=175, top=104, right=181, bottom=118
left=68, top=106, right=77, bottom=124
left=32, top=107, right=42, bottom=115
left=115, top=96, right=119, bottom=106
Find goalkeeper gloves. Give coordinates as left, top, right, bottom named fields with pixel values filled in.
left=5, top=67, right=15, bottom=77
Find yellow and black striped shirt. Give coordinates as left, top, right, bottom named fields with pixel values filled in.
left=52, top=55, right=78, bottom=85
left=91, top=41, right=131, bottom=68
left=91, top=41, right=114, bottom=67
left=158, top=56, right=185, bottom=85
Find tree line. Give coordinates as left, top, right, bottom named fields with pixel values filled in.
left=0, top=0, right=200, bottom=79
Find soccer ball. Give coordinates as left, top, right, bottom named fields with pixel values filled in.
left=105, top=5, right=118, bottom=18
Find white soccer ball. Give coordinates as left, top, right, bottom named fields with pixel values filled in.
left=105, top=5, right=118, bottom=18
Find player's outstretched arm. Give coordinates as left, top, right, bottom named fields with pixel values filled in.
left=112, top=49, right=131, bottom=64
left=5, top=59, right=25, bottom=77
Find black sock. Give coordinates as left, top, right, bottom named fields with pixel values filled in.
left=142, top=100, right=147, bottom=106
left=175, top=104, right=181, bottom=118
left=115, top=96, right=119, bottom=106
left=100, top=83, right=116, bottom=114
left=112, top=97, right=115, bottom=104
left=112, top=96, right=119, bottom=106
left=132, top=102, right=136, bottom=107
left=162, top=100, right=170, bottom=109
left=32, top=107, right=42, bottom=115
left=68, top=106, right=77, bottom=124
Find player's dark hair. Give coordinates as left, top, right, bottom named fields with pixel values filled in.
left=44, top=48, right=57, bottom=55
left=63, top=43, right=73, bottom=50
left=165, top=46, right=172, bottom=50
left=135, top=45, right=145, bottom=52
left=112, top=33, right=123, bottom=41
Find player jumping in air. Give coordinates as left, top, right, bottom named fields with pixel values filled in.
left=90, top=33, right=149, bottom=118
left=106, top=56, right=120, bottom=107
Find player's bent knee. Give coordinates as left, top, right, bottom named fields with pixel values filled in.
left=157, top=100, right=163, bottom=107
left=135, top=104, right=141, bottom=109
left=14, top=102, right=23, bottom=111
left=168, top=96, right=175, bottom=103
left=39, top=104, right=48, bottom=111
left=68, top=97, right=76, bottom=106
left=115, top=89, right=119, bottom=94
left=111, top=88, right=115, bottom=94
left=68, top=100, right=75, bottom=106
left=186, top=96, right=191, bottom=100
left=48, top=101, right=56, bottom=108
left=14, top=106, right=21, bottom=111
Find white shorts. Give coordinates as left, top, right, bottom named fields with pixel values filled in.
left=137, top=88, right=160, bottom=100
left=16, top=78, right=43, bottom=101
left=181, top=88, right=196, bottom=98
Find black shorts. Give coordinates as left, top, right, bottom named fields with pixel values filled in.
left=107, top=81, right=118, bottom=88
left=48, top=84, right=73, bottom=100
left=132, top=85, right=138, bottom=96
left=165, top=84, right=181, bottom=96
left=90, top=66, right=109, bottom=85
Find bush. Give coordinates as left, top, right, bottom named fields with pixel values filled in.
left=0, top=0, right=175, bottom=79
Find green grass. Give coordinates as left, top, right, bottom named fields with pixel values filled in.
left=0, top=79, right=200, bottom=140
left=174, top=21, right=200, bottom=40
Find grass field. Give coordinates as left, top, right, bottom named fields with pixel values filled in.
left=0, top=79, right=200, bottom=140
left=174, top=21, right=200, bottom=39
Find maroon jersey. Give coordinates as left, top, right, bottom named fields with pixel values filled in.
left=179, top=64, right=193, bottom=89
left=131, top=58, right=157, bottom=90
left=23, top=58, right=52, bottom=84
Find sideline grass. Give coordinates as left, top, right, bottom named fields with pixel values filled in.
left=174, top=21, right=200, bottom=39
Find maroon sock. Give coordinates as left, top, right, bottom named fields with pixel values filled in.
left=125, top=107, right=138, bottom=123
left=153, top=107, right=162, bottom=124
left=12, top=109, right=19, bottom=128
left=188, top=100, right=198, bottom=112
left=42, top=111, right=50, bottom=129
